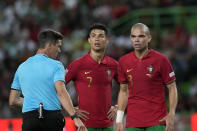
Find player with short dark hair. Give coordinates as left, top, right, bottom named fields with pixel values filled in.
left=87, top=23, right=108, bottom=37
left=115, top=23, right=178, bottom=131
left=66, top=23, right=118, bottom=131
left=9, top=29, right=87, bottom=131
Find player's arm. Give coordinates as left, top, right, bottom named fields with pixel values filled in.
left=160, top=81, right=178, bottom=131
left=166, top=81, right=178, bottom=131
left=167, top=81, right=178, bottom=117
left=107, top=78, right=119, bottom=120
left=9, top=89, right=24, bottom=108
left=55, top=81, right=87, bottom=131
left=117, top=83, right=128, bottom=114
left=115, top=83, right=129, bottom=131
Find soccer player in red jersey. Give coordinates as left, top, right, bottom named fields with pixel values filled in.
left=115, top=23, right=178, bottom=131
left=66, top=23, right=118, bottom=131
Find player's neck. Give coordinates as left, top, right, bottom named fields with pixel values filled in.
left=134, top=48, right=149, bottom=59
left=90, top=50, right=105, bottom=64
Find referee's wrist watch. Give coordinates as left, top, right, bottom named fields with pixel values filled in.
left=71, top=113, right=79, bottom=120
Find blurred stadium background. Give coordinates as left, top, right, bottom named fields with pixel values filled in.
left=0, top=0, right=197, bottom=130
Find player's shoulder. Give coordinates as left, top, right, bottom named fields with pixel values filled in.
left=69, top=55, right=86, bottom=65
left=67, top=55, right=87, bottom=69
left=151, top=49, right=169, bottom=61
left=119, top=52, right=133, bottom=63
left=105, top=56, right=118, bottom=65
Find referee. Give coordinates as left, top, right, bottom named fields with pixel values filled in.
left=9, top=29, right=87, bottom=131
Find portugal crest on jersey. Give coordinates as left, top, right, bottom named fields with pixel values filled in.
left=106, top=69, right=111, bottom=79
left=146, top=65, right=153, bottom=77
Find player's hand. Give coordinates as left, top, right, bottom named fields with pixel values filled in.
left=159, top=113, right=175, bottom=131
left=74, top=107, right=89, bottom=121
left=107, top=105, right=118, bottom=120
left=73, top=118, right=87, bottom=131
left=115, top=122, right=123, bottom=131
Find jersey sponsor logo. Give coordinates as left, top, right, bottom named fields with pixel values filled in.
left=169, top=72, right=175, bottom=77
left=84, top=71, right=91, bottom=74
left=127, top=68, right=133, bottom=72
left=146, top=65, right=154, bottom=77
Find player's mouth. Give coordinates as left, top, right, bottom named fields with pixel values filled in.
left=94, top=42, right=101, bottom=47
left=133, top=43, right=141, bottom=48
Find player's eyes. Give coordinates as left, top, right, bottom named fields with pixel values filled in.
left=90, top=34, right=95, bottom=37
left=131, top=35, right=146, bottom=38
left=90, top=34, right=105, bottom=39
left=139, top=35, right=146, bottom=38
left=98, top=35, right=104, bottom=38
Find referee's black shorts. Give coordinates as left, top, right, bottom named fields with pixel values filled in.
left=22, top=109, right=65, bottom=131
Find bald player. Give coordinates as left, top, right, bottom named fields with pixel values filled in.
left=115, top=23, right=178, bottom=131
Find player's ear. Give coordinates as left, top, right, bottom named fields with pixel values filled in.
left=106, top=37, right=109, bottom=44
left=88, top=37, right=91, bottom=44
left=148, top=35, right=152, bottom=43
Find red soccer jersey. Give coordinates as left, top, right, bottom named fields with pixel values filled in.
left=118, top=49, right=176, bottom=127
left=66, top=53, right=118, bottom=128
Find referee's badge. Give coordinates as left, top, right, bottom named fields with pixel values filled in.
left=146, top=65, right=153, bottom=77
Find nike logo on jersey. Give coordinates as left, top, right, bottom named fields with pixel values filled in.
left=84, top=71, right=91, bottom=74
left=127, top=68, right=133, bottom=72
left=146, top=74, right=152, bottom=77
